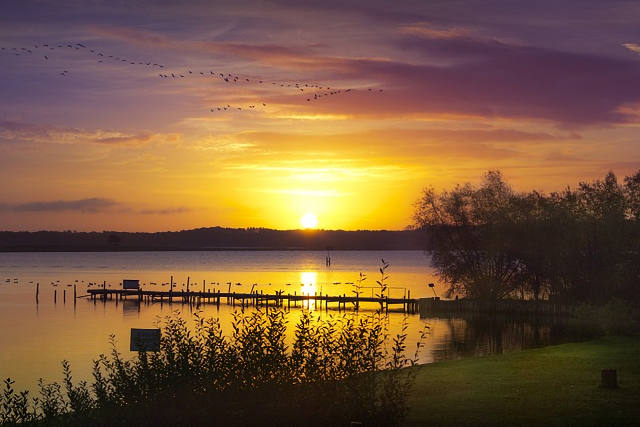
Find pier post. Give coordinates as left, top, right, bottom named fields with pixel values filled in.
left=63, top=289, right=66, bottom=304
left=36, top=282, right=39, bottom=304
left=54, top=289, right=57, bottom=304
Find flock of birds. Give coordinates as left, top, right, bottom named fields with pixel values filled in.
left=1, top=40, right=385, bottom=114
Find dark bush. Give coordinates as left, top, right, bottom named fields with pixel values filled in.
left=0, top=308, right=428, bottom=426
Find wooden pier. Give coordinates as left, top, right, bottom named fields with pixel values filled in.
left=86, top=287, right=418, bottom=313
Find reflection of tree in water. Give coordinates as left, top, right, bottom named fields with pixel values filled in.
left=431, top=315, right=569, bottom=362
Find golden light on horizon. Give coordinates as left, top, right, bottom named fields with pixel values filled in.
left=300, top=212, right=319, bottom=229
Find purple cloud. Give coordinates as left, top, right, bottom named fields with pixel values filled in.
left=0, top=198, right=191, bottom=215
left=286, top=35, right=640, bottom=126
left=97, top=24, right=640, bottom=126
left=0, top=120, right=154, bottom=146
left=5, top=198, right=119, bottom=213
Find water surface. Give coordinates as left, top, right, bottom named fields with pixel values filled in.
left=0, top=251, right=583, bottom=391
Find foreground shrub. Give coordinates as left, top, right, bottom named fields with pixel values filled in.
left=1, top=309, right=428, bottom=426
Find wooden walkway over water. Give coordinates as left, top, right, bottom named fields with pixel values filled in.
left=86, top=287, right=418, bottom=313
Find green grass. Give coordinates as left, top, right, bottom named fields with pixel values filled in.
left=406, top=336, right=640, bottom=426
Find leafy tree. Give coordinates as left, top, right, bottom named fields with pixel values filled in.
left=414, top=171, right=526, bottom=300
left=414, top=170, right=640, bottom=304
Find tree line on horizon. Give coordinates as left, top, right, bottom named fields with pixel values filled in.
left=414, top=170, right=640, bottom=304
left=0, top=228, right=424, bottom=251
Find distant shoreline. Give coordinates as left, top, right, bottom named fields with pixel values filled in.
left=0, top=247, right=424, bottom=253
left=0, top=227, right=427, bottom=252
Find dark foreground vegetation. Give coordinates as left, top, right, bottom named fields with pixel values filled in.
left=0, top=309, right=428, bottom=426
left=0, top=228, right=423, bottom=251
left=414, top=170, right=640, bottom=306
left=407, top=336, right=640, bottom=426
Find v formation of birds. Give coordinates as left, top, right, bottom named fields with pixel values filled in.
left=1, top=41, right=385, bottom=114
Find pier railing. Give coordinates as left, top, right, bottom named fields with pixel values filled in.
left=85, top=287, right=418, bottom=313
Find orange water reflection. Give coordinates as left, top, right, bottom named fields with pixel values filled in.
left=0, top=251, right=576, bottom=393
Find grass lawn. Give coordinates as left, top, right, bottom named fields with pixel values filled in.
left=406, top=336, right=640, bottom=427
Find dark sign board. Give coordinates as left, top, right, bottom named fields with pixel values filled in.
left=130, top=328, right=161, bottom=351
left=123, top=279, right=139, bottom=290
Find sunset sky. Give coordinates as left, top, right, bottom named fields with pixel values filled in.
left=2, top=0, right=640, bottom=231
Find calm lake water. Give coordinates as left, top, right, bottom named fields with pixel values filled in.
left=0, top=251, right=586, bottom=391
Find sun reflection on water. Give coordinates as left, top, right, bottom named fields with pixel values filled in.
left=299, top=271, right=317, bottom=295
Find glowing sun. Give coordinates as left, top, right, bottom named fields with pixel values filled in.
left=300, top=212, right=319, bottom=229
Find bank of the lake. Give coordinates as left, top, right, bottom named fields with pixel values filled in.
left=406, top=336, right=640, bottom=426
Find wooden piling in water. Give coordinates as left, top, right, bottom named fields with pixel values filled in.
left=54, top=289, right=57, bottom=304
left=85, top=287, right=417, bottom=314
left=35, top=282, right=39, bottom=304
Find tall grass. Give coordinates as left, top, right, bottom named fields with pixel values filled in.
left=1, top=308, right=428, bottom=426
